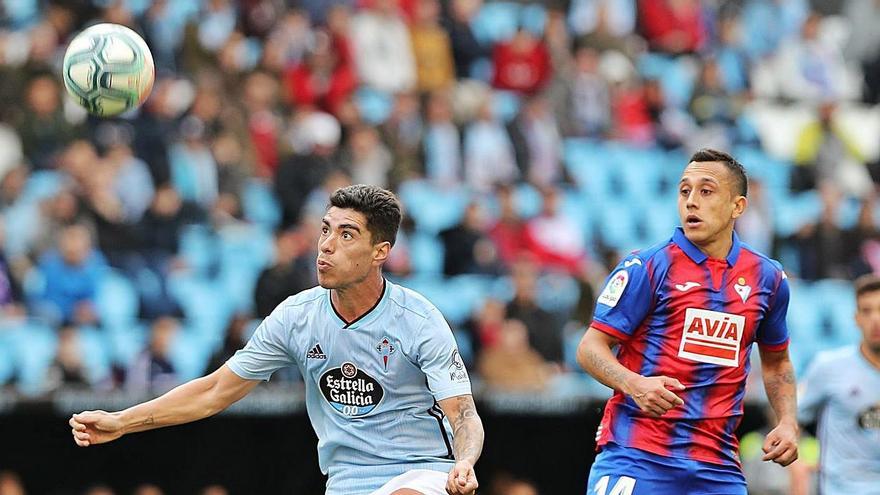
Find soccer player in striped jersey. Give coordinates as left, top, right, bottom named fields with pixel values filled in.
left=70, top=185, right=483, bottom=495
left=578, top=149, right=798, bottom=494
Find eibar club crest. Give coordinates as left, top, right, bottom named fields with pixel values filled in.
left=375, top=336, right=395, bottom=371
left=733, top=277, right=751, bottom=303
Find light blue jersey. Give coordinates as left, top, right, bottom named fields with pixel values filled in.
left=226, top=280, right=471, bottom=494
left=798, top=346, right=880, bottom=495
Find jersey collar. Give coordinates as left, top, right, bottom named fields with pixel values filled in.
left=328, top=278, right=390, bottom=329
left=672, top=227, right=742, bottom=266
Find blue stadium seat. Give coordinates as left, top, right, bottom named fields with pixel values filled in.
left=471, top=2, right=521, bottom=44
left=8, top=320, right=57, bottom=396
left=77, top=326, right=112, bottom=385
left=786, top=281, right=823, bottom=372
left=355, top=87, right=393, bottom=125
left=398, top=180, right=469, bottom=234
left=514, top=183, right=543, bottom=219
left=178, top=224, right=218, bottom=276
left=409, top=231, right=444, bottom=276
left=813, top=279, right=860, bottom=347
left=536, top=273, right=581, bottom=314
left=519, top=3, right=547, bottom=36
left=21, top=170, right=64, bottom=204
left=242, top=179, right=281, bottom=229
left=773, top=190, right=821, bottom=237
left=169, top=274, right=233, bottom=344
left=217, top=224, right=274, bottom=313
left=95, top=269, right=140, bottom=330
left=563, top=139, right=614, bottom=202
left=106, top=324, right=149, bottom=368
left=732, top=146, right=792, bottom=194
left=492, top=90, right=521, bottom=122
left=168, top=329, right=213, bottom=381
left=637, top=53, right=697, bottom=109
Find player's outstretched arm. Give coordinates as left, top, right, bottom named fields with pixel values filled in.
left=577, top=327, right=685, bottom=417
left=438, top=394, right=483, bottom=495
left=70, top=365, right=260, bottom=447
left=758, top=347, right=799, bottom=466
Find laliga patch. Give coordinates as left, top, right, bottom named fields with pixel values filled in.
left=678, top=308, right=745, bottom=367
left=598, top=270, right=629, bottom=308
left=320, top=362, right=384, bottom=417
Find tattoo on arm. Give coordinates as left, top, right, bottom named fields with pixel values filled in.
left=450, top=396, right=484, bottom=465
left=763, top=360, right=797, bottom=421
left=585, top=347, right=628, bottom=391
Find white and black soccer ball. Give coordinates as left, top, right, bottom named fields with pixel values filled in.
left=62, top=23, right=155, bottom=117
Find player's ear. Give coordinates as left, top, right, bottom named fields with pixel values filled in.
left=731, top=195, right=747, bottom=220
left=373, top=241, right=391, bottom=264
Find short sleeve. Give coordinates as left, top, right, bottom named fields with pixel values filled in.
left=415, top=308, right=472, bottom=401
left=591, top=255, right=653, bottom=341
left=797, top=353, right=830, bottom=425
left=226, top=304, right=295, bottom=381
left=756, top=273, right=790, bottom=350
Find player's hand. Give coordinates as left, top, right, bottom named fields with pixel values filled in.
left=762, top=420, right=798, bottom=466
left=446, top=460, right=478, bottom=495
left=69, top=410, right=125, bottom=447
left=625, top=375, right=685, bottom=417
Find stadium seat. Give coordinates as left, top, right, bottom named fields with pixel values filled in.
left=168, top=274, right=233, bottom=345
left=409, top=230, right=444, bottom=276
left=242, top=179, right=282, bottom=229
left=812, top=279, right=860, bottom=347
left=106, top=323, right=149, bottom=369
left=217, top=223, right=275, bottom=313
left=77, top=325, right=112, bottom=385
left=773, top=190, right=821, bottom=238
left=397, top=180, right=469, bottom=234
left=20, top=170, right=64, bottom=204
left=492, top=90, right=521, bottom=122
left=168, top=329, right=213, bottom=381
left=637, top=53, right=697, bottom=109
left=536, top=273, right=581, bottom=314
left=519, top=3, right=547, bottom=36
left=178, top=224, right=218, bottom=276
left=355, top=87, right=393, bottom=125
left=563, top=139, right=614, bottom=203
left=8, top=319, right=57, bottom=396
left=514, top=182, right=543, bottom=219
left=95, top=269, right=140, bottom=330
left=471, top=2, right=521, bottom=44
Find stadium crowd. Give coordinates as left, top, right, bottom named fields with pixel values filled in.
left=1, top=0, right=879, bottom=493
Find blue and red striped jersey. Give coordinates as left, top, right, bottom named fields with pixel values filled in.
left=591, top=227, right=790, bottom=466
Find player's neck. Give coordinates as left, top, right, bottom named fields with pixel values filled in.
left=331, top=273, right=386, bottom=324
left=860, top=341, right=880, bottom=370
left=693, top=231, right=734, bottom=261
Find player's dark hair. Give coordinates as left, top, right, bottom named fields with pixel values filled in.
left=855, top=274, right=880, bottom=299
left=329, top=185, right=402, bottom=247
left=688, top=148, right=748, bottom=197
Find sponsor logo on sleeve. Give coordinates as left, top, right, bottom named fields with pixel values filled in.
left=448, top=350, right=468, bottom=383
left=598, top=270, right=629, bottom=308
left=678, top=308, right=745, bottom=367
left=319, top=362, right=384, bottom=417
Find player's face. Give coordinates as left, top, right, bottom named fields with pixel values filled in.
left=678, top=161, right=746, bottom=249
left=855, top=289, right=880, bottom=352
left=316, top=207, right=390, bottom=289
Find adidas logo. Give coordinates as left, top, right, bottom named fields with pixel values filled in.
left=306, top=344, right=327, bottom=360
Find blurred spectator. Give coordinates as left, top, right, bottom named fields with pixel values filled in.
left=466, top=298, right=507, bottom=357
left=276, top=111, right=341, bottom=227
left=488, top=473, right=540, bottom=495
left=793, top=100, right=871, bottom=196
left=284, top=29, right=357, bottom=118
left=637, top=0, right=706, bottom=55
left=0, top=123, right=24, bottom=181
left=610, top=76, right=653, bottom=144
left=570, top=0, right=637, bottom=57
left=96, top=123, right=156, bottom=223
left=711, top=13, right=751, bottom=95
left=0, top=221, right=24, bottom=318
left=410, top=0, right=455, bottom=92
left=773, top=12, right=855, bottom=102
left=491, top=28, right=551, bottom=95
left=130, top=78, right=181, bottom=186
left=478, top=318, right=551, bottom=392
left=846, top=0, right=880, bottom=103
left=254, top=228, right=315, bottom=319
left=206, top=314, right=250, bottom=373
left=423, top=90, right=461, bottom=186
left=131, top=484, right=164, bottom=495
left=505, top=258, right=564, bottom=364
left=342, top=124, right=392, bottom=188
left=36, top=224, right=107, bottom=327
left=735, top=179, right=775, bottom=256
left=381, top=92, right=423, bottom=187
left=199, top=486, right=228, bottom=495
left=741, top=0, right=809, bottom=60
left=439, top=202, right=502, bottom=277
left=463, top=98, right=518, bottom=192
left=82, top=484, right=115, bottom=495
left=442, top=0, right=488, bottom=79
left=351, top=0, right=416, bottom=93
left=508, top=94, right=564, bottom=188
left=791, top=182, right=849, bottom=280
left=169, top=116, right=219, bottom=211
left=488, top=185, right=527, bottom=266
left=32, top=187, right=95, bottom=260
left=0, top=471, right=25, bottom=495
left=212, top=132, right=250, bottom=219
left=16, top=73, right=80, bottom=170
left=644, top=78, right=689, bottom=149
left=689, top=59, right=742, bottom=129
left=241, top=71, right=282, bottom=179
left=567, top=46, right=611, bottom=137
left=0, top=165, right=27, bottom=210
left=126, top=317, right=180, bottom=394
left=842, top=193, right=880, bottom=277
left=523, top=187, right=588, bottom=276
left=45, top=326, right=91, bottom=391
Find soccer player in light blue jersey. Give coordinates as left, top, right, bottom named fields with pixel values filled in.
left=797, top=274, right=880, bottom=495
left=70, top=185, right=484, bottom=495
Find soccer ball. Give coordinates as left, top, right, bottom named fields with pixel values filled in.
left=61, top=23, right=155, bottom=117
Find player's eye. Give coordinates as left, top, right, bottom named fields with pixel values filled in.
left=679, top=188, right=690, bottom=196
left=321, top=226, right=329, bottom=235
left=701, top=188, right=712, bottom=196
left=342, top=231, right=353, bottom=240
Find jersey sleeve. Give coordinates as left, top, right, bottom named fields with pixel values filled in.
left=415, top=308, right=472, bottom=401
left=797, top=352, right=830, bottom=425
left=756, top=272, right=790, bottom=350
left=590, top=255, right=653, bottom=341
left=226, top=304, right=295, bottom=381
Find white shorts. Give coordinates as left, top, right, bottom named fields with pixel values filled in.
left=369, top=469, right=449, bottom=495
